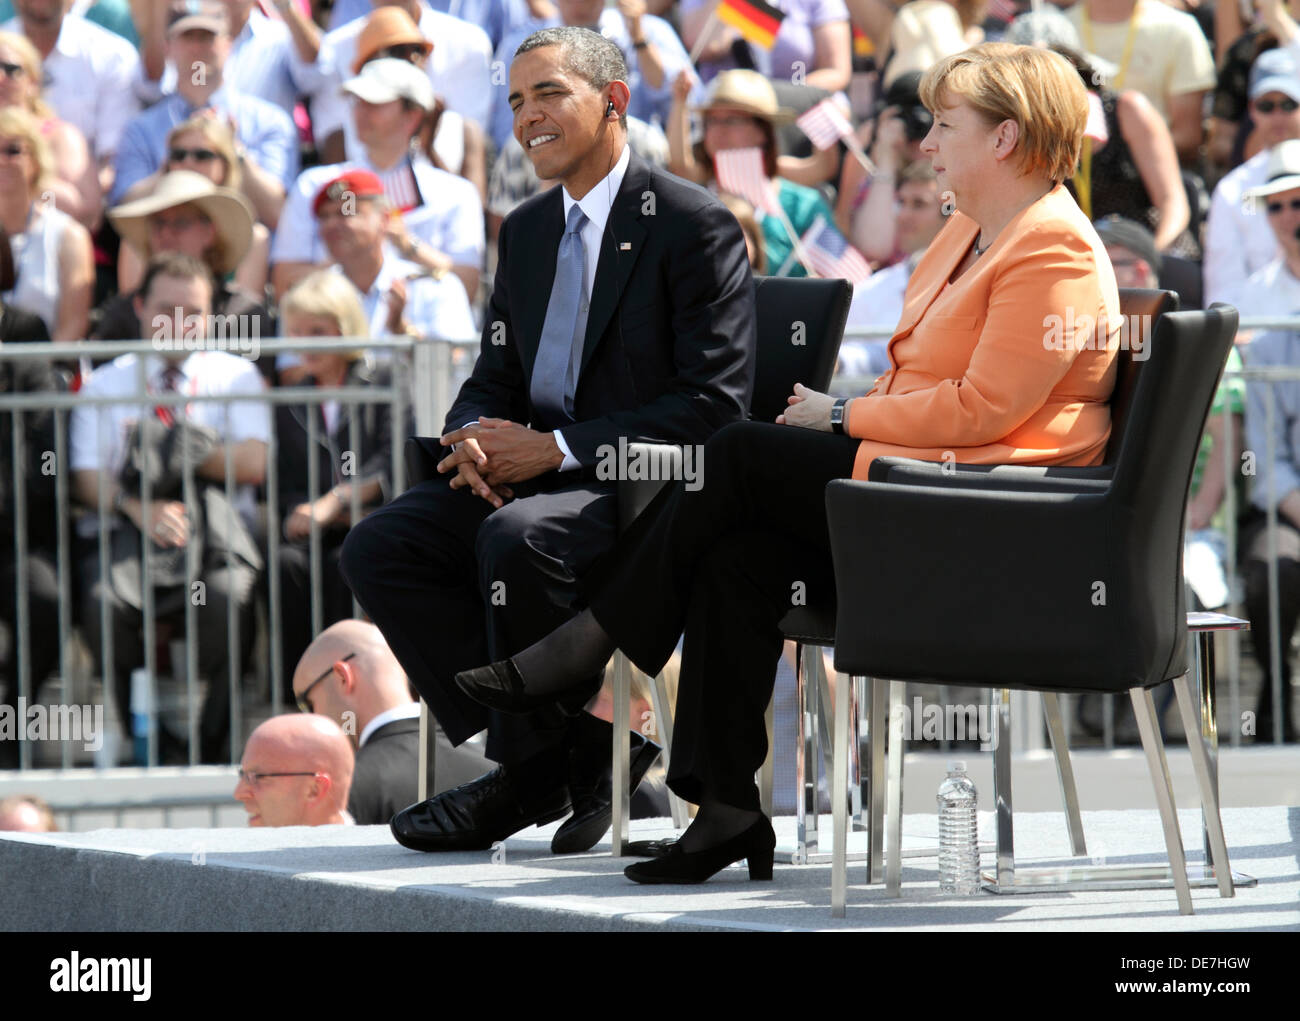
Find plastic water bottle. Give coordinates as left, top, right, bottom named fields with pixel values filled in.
left=937, top=761, right=980, bottom=895
left=130, top=668, right=152, bottom=765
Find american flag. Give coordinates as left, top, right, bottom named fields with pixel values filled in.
left=799, top=216, right=871, bottom=285
left=796, top=98, right=854, bottom=151
left=715, top=147, right=780, bottom=215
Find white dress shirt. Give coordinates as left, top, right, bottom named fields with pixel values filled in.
left=1221, top=257, right=1300, bottom=322
left=2, top=13, right=141, bottom=162
left=1204, top=149, right=1283, bottom=308
left=69, top=352, right=271, bottom=535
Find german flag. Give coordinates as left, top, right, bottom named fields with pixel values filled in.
left=718, top=0, right=786, bottom=50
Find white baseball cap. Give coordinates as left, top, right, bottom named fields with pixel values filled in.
left=342, top=57, right=435, bottom=112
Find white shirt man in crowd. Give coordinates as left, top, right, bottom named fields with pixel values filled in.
left=1204, top=46, right=1300, bottom=307
left=311, top=0, right=493, bottom=145
left=1224, top=140, right=1300, bottom=324
left=270, top=57, right=484, bottom=302
left=314, top=167, right=475, bottom=341
left=69, top=252, right=270, bottom=763
left=111, top=0, right=299, bottom=221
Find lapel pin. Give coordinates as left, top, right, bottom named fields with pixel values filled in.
left=619, top=242, right=631, bottom=250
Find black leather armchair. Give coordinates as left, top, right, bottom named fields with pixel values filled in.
left=822, top=301, right=1240, bottom=915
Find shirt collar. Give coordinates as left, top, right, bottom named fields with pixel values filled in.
left=358, top=701, right=420, bottom=747
left=561, top=143, right=630, bottom=239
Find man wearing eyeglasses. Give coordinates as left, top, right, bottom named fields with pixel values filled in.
left=234, top=714, right=356, bottom=826
left=291, top=620, right=490, bottom=825
left=1205, top=46, right=1300, bottom=307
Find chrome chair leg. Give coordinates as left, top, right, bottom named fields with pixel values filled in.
left=1171, top=673, right=1234, bottom=899
left=796, top=642, right=820, bottom=854
left=885, top=680, right=905, bottom=897
left=853, top=675, right=868, bottom=831
left=1042, top=692, right=1086, bottom=856
left=611, top=652, right=631, bottom=855
left=993, top=688, right=1014, bottom=890
left=868, top=675, right=886, bottom=885
left=648, top=668, right=689, bottom=829
left=1130, top=686, right=1193, bottom=915
left=831, top=667, right=851, bottom=917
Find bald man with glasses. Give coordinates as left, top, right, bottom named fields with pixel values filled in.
left=233, top=714, right=355, bottom=826
left=291, top=620, right=490, bottom=825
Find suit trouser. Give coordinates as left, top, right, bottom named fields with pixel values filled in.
left=76, top=544, right=257, bottom=764
left=339, top=470, right=619, bottom=765
left=583, top=421, right=860, bottom=812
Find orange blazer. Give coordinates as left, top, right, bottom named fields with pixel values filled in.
left=847, top=182, right=1120, bottom=480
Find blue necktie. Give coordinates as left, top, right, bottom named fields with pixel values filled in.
left=531, top=204, right=588, bottom=423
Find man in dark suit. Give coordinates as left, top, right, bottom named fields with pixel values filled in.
left=340, top=26, right=755, bottom=852
left=291, top=620, right=491, bottom=825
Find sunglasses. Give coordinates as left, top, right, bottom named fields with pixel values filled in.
left=0, top=61, right=26, bottom=79
left=168, top=146, right=219, bottom=163
left=296, top=651, right=355, bottom=712
left=1254, top=97, right=1300, bottom=114
left=1266, top=197, right=1300, bottom=214
left=376, top=43, right=427, bottom=62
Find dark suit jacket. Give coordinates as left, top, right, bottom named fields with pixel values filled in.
left=275, top=361, right=409, bottom=514
left=441, top=149, right=756, bottom=467
left=348, top=715, right=492, bottom=825
left=0, top=307, right=57, bottom=550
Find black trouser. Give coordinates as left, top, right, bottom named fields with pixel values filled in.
left=277, top=529, right=354, bottom=702
left=76, top=544, right=257, bottom=764
left=339, top=470, right=619, bottom=766
left=0, top=550, right=61, bottom=769
left=583, top=421, right=860, bottom=812
left=1241, top=513, right=1299, bottom=738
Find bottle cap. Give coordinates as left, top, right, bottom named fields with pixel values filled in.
left=948, top=760, right=966, bottom=772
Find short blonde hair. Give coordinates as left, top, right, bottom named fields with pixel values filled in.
left=0, top=31, right=50, bottom=119
left=280, top=269, right=369, bottom=360
left=919, top=42, right=1087, bottom=184
left=166, top=115, right=242, bottom=191
left=0, top=106, right=51, bottom=193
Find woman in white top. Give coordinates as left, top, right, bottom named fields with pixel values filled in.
left=0, top=106, right=94, bottom=342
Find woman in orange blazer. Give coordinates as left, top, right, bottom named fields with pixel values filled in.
left=451, top=43, right=1121, bottom=883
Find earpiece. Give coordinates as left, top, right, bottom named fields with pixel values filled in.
left=606, top=100, right=616, bottom=119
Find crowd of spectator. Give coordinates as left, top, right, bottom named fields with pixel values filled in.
left=1, top=0, right=1299, bottom=781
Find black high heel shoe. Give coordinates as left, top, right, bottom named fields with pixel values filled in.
left=623, top=816, right=776, bottom=884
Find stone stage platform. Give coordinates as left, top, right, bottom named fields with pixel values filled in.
left=3, top=805, right=1297, bottom=932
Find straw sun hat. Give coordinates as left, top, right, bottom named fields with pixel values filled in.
left=690, top=70, right=794, bottom=125
left=108, top=170, right=254, bottom=275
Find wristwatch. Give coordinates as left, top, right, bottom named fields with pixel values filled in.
left=830, top=397, right=849, bottom=435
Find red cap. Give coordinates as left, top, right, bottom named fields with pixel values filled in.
left=312, top=169, right=385, bottom=216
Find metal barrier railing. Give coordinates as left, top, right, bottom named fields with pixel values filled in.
left=0, top=335, right=469, bottom=770
left=1, top=321, right=1295, bottom=777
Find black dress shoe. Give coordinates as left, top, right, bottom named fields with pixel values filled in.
left=454, top=658, right=556, bottom=715
left=627, top=837, right=678, bottom=858
left=551, top=733, right=662, bottom=854
left=624, top=816, right=776, bottom=884
left=390, top=765, right=571, bottom=852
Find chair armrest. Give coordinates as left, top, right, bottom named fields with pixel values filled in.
left=404, top=436, right=445, bottom=488
left=824, top=479, right=1134, bottom=691
left=868, top=457, right=1111, bottom=494
left=616, top=443, right=684, bottom=531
